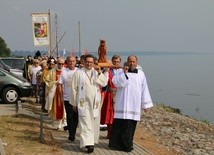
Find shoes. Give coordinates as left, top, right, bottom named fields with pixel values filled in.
left=64, top=126, right=68, bottom=131
left=68, top=136, right=75, bottom=141
left=100, top=124, right=107, bottom=131
left=85, top=145, right=94, bottom=153
left=109, top=145, right=133, bottom=152
left=35, top=99, right=38, bottom=103
left=42, top=109, right=48, bottom=113
left=124, top=146, right=134, bottom=152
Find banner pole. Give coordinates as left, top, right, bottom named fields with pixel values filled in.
left=48, top=9, right=53, bottom=57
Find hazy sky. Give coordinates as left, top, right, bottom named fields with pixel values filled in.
left=0, top=0, right=214, bottom=53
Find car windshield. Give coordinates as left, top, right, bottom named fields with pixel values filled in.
left=1, top=58, right=25, bottom=70
left=0, top=60, right=12, bottom=70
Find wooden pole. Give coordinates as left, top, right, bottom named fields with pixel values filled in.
left=78, top=21, right=81, bottom=57
left=55, top=13, right=59, bottom=57
left=39, top=112, right=44, bottom=143
left=48, top=9, right=53, bottom=57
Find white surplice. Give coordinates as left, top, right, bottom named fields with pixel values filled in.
left=112, top=69, right=153, bottom=121
left=70, top=67, right=107, bottom=148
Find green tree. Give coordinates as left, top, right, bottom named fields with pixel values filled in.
left=0, top=37, right=11, bottom=57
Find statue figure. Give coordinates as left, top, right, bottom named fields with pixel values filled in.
left=98, top=39, right=107, bottom=63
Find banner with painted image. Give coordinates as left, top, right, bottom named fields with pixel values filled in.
left=32, top=13, right=49, bottom=46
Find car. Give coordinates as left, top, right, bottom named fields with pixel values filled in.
left=0, top=59, right=11, bottom=70
left=0, top=57, right=25, bottom=77
left=0, top=68, right=33, bottom=103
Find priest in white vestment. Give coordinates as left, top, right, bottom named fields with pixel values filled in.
left=109, top=55, right=153, bottom=152
left=70, top=54, right=107, bottom=153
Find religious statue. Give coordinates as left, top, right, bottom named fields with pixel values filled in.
left=98, top=39, right=107, bottom=63
left=97, top=39, right=120, bottom=69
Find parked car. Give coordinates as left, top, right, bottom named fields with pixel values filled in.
left=0, top=57, right=25, bottom=77
left=0, top=68, right=32, bottom=103
left=0, top=58, right=9, bottom=68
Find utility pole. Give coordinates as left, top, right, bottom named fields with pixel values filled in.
left=78, top=21, right=81, bottom=57
left=48, top=9, right=53, bottom=57
left=55, top=13, right=59, bottom=57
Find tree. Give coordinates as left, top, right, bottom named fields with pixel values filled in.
left=0, top=37, right=11, bottom=57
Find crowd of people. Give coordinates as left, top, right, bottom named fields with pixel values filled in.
left=23, top=51, right=153, bottom=153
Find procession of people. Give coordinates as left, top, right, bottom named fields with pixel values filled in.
left=24, top=40, right=153, bottom=153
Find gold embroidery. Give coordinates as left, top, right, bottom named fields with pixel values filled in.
left=80, top=98, right=84, bottom=107
left=95, top=101, right=99, bottom=109
left=85, top=71, right=93, bottom=84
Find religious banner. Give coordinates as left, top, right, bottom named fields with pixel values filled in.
left=32, top=13, right=49, bottom=46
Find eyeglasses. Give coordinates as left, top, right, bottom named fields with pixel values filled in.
left=58, top=63, right=64, bottom=65
left=85, top=61, right=94, bottom=64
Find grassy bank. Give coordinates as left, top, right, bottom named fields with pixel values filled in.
left=0, top=114, right=62, bottom=155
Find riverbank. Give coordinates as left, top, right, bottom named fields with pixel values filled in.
left=0, top=102, right=214, bottom=155
left=136, top=104, right=214, bottom=155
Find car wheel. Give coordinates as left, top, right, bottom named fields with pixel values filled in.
left=2, top=87, right=19, bottom=104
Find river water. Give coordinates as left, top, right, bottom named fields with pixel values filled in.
left=108, top=52, right=214, bottom=124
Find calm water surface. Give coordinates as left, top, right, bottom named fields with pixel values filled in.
left=109, top=52, right=214, bottom=124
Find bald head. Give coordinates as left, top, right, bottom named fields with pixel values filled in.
left=66, top=55, right=75, bottom=61
left=127, top=55, right=138, bottom=61
left=57, top=57, right=65, bottom=63
left=127, top=55, right=138, bottom=70
left=66, top=56, right=76, bottom=70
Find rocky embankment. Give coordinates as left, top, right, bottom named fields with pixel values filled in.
left=139, top=104, right=214, bottom=155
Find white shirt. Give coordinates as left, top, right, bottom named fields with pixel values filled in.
left=59, top=67, right=78, bottom=101
left=30, top=65, right=41, bottom=85
left=112, top=69, right=153, bottom=121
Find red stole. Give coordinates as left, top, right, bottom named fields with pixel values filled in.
left=101, top=69, right=116, bottom=124
left=55, top=70, right=63, bottom=119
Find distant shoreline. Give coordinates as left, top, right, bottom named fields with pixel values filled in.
left=10, top=50, right=213, bottom=58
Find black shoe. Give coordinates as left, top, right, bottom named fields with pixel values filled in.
left=42, top=109, right=48, bottom=113
left=64, top=126, right=68, bottom=131
left=85, top=145, right=94, bottom=153
left=68, top=136, right=75, bottom=141
left=124, top=146, right=133, bottom=152
left=100, top=126, right=107, bottom=131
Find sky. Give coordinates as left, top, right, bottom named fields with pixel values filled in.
left=0, top=0, right=214, bottom=54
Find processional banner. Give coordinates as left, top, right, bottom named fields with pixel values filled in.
left=32, top=13, right=49, bottom=46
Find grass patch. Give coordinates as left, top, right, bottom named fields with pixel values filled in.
left=201, top=119, right=210, bottom=125
left=158, top=104, right=212, bottom=125
left=158, top=103, right=181, bottom=114
left=0, top=114, right=62, bottom=155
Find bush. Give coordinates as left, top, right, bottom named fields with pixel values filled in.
left=0, top=37, right=11, bottom=57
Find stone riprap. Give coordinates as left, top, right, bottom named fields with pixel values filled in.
left=139, top=105, right=214, bottom=155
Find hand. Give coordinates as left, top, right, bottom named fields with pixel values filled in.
left=94, top=66, right=101, bottom=74
left=124, top=66, right=129, bottom=73
left=73, top=106, right=77, bottom=112
left=79, top=64, right=84, bottom=68
left=143, top=109, right=148, bottom=112
left=102, top=68, right=108, bottom=73
left=143, top=107, right=153, bottom=112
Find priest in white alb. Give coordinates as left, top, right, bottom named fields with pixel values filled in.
left=70, top=54, right=107, bottom=153
left=109, top=55, right=153, bottom=152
